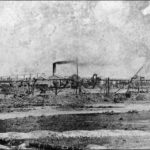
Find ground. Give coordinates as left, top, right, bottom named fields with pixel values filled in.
left=0, top=93, right=149, bottom=149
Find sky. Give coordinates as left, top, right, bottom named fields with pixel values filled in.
left=0, top=1, right=150, bottom=78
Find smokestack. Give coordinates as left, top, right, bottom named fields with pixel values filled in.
left=53, top=63, right=56, bottom=76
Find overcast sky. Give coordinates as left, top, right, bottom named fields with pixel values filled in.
left=0, top=1, right=150, bottom=78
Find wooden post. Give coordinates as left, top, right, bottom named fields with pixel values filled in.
left=107, top=77, right=110, bottom=96
left=76, top=57, right=78, bottom=96
left=105, top=79, right=107, bottom=95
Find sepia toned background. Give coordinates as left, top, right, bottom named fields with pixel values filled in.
left=0, top=1, right=150, bottom=78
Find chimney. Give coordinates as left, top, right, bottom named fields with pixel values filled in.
left=53, top=63, right=56, bottom=76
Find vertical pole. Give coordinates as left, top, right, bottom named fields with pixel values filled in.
left=141, top=80, right=143, bottom=92
left=53, top=63, right=56, bottom=76
left=76, top=57, right=78, bottom=95
left=32, top=79, right=35, bottom=96
left=105, top=78, right=107, bottom=95
left=108, top=77, right=110, bottom=96
left=138, top=81, right=140, bottom=93
left=55, top=80, right=58, bottom=95
left=106, top=78, right=109, bottom=96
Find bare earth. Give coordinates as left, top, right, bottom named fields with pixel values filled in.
left=0, top=95, right=150, bottom=149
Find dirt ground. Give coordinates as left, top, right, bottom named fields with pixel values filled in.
left=0, top=93, right=149, bottom=149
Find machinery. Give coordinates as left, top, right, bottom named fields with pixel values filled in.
left=0, top=61, right=150, bottom=99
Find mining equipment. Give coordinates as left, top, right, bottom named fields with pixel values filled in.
left=112, top=65, right=146, bottom=102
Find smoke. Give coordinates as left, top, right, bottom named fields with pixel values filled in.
left=53, top=60, right=76, bottom=75
left=0, top=1, right=150, bottom=78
